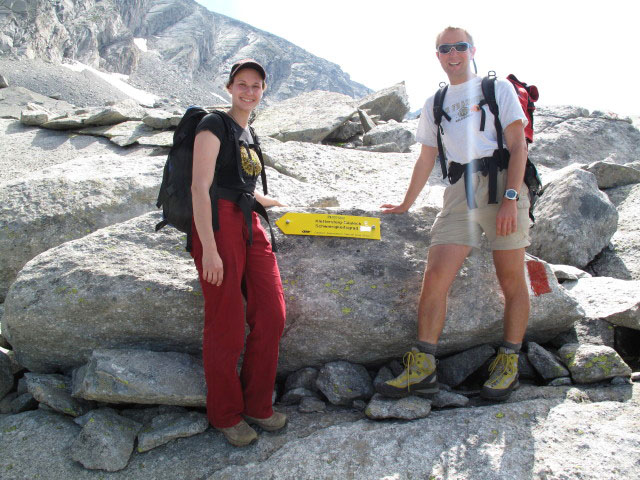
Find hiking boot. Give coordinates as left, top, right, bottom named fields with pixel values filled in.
left=481, top=347, right=520, bottom=401
left=217, top=419, right=258, bottom=447
left=376, top=348, right=438, bottom=398
left=243, top=411, right=287, bottom=432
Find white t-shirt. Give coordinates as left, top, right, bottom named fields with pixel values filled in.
left=416, top=76, right=527, bottom=165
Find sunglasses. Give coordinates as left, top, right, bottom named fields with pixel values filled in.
left=437, top=42, right=472, bottom=54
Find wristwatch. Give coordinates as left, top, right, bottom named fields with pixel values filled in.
left=504, top=189, right=519, bottom=201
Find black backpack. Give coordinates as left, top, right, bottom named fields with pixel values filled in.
left=155, top=107, right=269, bottom=248
left=433, top=72, right=542, bottom=221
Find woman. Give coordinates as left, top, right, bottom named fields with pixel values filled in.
left=190, top=59, right=286, bottom=447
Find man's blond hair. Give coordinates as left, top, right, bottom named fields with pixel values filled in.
left=435, top=27, right=474, bottom=49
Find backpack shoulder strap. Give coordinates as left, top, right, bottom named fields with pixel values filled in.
left=480, top=73, right=504, bottom=150
left=433, top=84, right=451, bottom=179
left=249, top=124, right=268, bottom=195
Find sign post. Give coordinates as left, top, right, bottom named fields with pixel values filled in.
left=275, top=213, right=381, bottom=240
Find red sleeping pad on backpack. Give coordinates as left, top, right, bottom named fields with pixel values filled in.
left=506, top=74, right=539, bottom=143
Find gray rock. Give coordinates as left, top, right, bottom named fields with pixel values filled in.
left=19, top=103, right=53, bottom=126
left=0, top=347, right=24, bottom=375
left=280, top=388, right=317, bottom=406
left=526, top=342, right=570, bottom=380
left=357, top=141, right=402, bottom=153
left=253, top=90, right=357, bottom=143
left=0, top=153, right=163, bottom=301
left=298, top=396, right=326, bottom=413
left=548, top=377, right=573, bottom=386
left=358, top=82, right=410, bottom=122
left=559, top=343, right=632, bottom=383
left=0, top=74, right=8, bottom=88
left=40, top=112, right=90, bottom=130
left=550, top=263, right=592, bottom=282
left=518, top=353, right=538, bottom=380
left=530, top=111, right=640, bottom=168
left=77, top=120, right=155, bottom=146
left=119, top=406, right=160, bottom=425
left=84, top=99, right=146, bottom=126
left=137, top=411, right=209, bottom=453
left=2, top=212, right=201, bottom=373
left=5, top=205, right=580, bottom=375
left=325, top=117, right=363, bottom=142
left=316, top=361, right=374, bottom=406
left=284, top=367, right=319, bottom=393
left=357, top=109, right=376, bottom=133
left=24, top=373, right=93, bottom=417
left=365, top=393, right=431, bottom=420
left=0, top=350, right=13, bottom=399
left=9, top=392, right=38, bottom=413
left=563, top=277, right=640, bottom=330
left=373, top=366, right=393, bottom=392
left=529, top=168, right=618, bottom=267
left=142, top=110, right=182, bottom=129
left=70, top=408, right=142, bottom=472
left=589, top=183, right=640, bottom=280
left=438, top=344, right=495, bottom=387
left=583, top=160, right=640, bottom=189
left=573, top=318, right=616, bottom=348
left=430, top=390, right=469, bottom=408
left=611, top=376, right=631, bottom=385
left=631, top=372, right=640, bottom=382
left=0, top=391, right=18, bottom=413
left=363, top=120, right=416, bottom=153
left=72, top=349, right=207, bottom=407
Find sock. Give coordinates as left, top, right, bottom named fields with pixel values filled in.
left=416, top=340, right=437, bottom=356
left=501, top=341, right=522, bottom=353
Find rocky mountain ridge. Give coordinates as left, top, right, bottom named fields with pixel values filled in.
left=0, top=0, right=370, bottom=107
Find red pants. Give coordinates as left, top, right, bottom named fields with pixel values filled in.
left=191, top=199, right=286, bottom=428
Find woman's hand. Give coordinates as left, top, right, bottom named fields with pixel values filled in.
left=255, top=192, right=286, bottom=208
left=202, top=249, right=224, bottom=286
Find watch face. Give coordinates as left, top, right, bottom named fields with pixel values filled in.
left=505, top=189, right=518, bottom=200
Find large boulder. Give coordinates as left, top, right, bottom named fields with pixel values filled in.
left=589, top=183, right=640, bottom=280
left=357, top=82, right=410, bottom=122
left=362, top=120, right=416, bottom=153
left=529, top=168, right=618, bottom=268
left=563, top=276, right=640, bottom=331
left=252, top=90, right=356, bottom=143
left=2, top=212, right=201, bottom=373
left=0, top=154, right=163, bottom=300
left=530, top=108, right=640, bottom=168
left=3, top=207, right=582, bottom=374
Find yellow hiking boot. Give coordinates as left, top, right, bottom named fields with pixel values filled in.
left=481, top=347, right=520, bottom=401
left=376, top=348, right=438, bottom=398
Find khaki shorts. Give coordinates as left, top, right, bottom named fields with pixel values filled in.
left=430, top=169, right=531, bottom=250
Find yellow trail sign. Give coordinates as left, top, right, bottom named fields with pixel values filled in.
left=275, top=212, right=381, bottom=240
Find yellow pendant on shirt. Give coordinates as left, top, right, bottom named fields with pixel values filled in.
left=241, top=146, right=262, bottom=176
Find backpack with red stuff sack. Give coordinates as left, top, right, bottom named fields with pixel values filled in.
left=433, top=71, right=543, bottom=221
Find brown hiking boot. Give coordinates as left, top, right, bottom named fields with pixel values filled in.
left=243, top=411, right=287, bottom=432
left=217, top=419, right=258, bottom=447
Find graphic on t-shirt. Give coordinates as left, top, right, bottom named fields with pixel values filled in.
left=445, top=95, right=483, bottom=123
left=240, top=146, right=262, bottom=177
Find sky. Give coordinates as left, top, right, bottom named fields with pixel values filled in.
left=194, top=0, right=638, bottom=116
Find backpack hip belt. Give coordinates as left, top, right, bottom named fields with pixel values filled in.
left=212, top=187, right=277, bottom=251
left=448, top=148, right=510, bottom=209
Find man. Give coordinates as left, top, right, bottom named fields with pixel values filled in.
left=379, top=26, right=530, bottom=401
